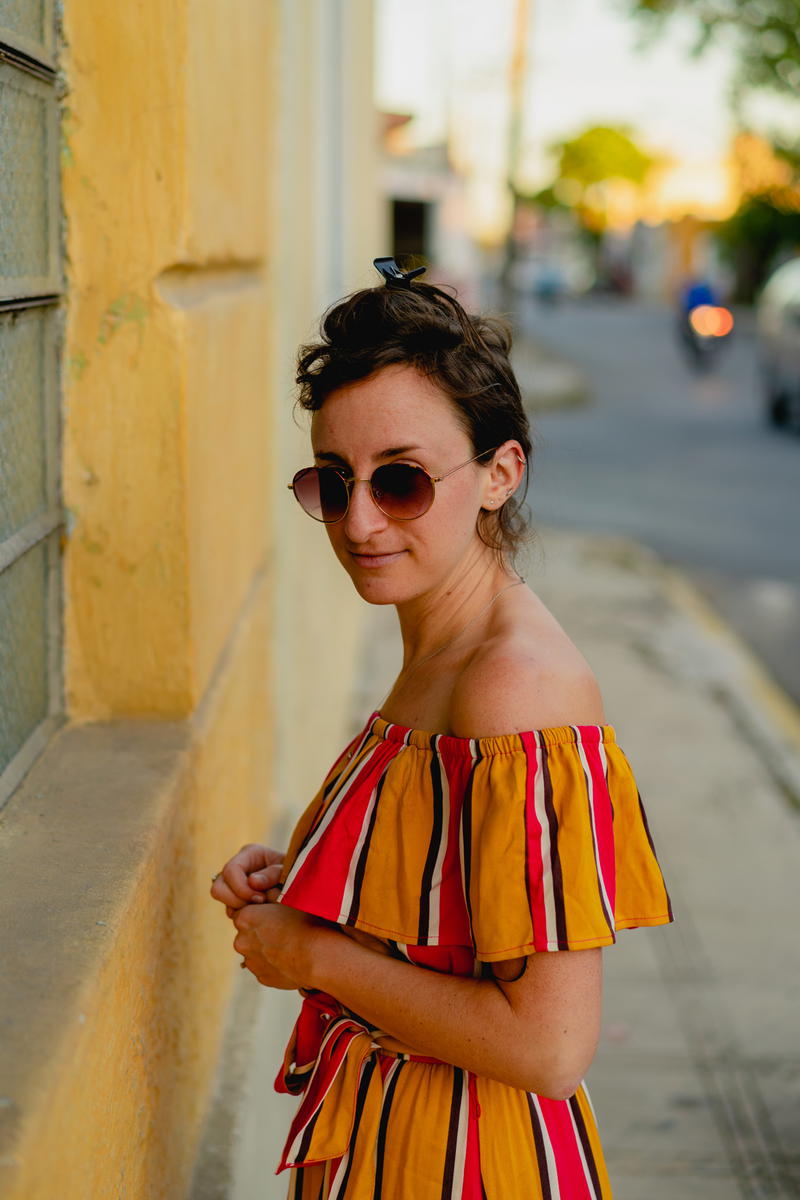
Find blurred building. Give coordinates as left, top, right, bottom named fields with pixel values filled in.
left=380, top=113, right=484, bottom=304
left=0, top=2, right=379, bottom=1197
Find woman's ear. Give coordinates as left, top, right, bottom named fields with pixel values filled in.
left=480, top=442, right=526, bottom=510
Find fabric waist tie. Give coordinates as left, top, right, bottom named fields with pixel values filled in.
left=274, top=990, right=445, bottom=1172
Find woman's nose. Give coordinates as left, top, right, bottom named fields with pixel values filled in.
left=342, top=479, right=390, bottom=541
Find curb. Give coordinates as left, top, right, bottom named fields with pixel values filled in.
left=607, top=533, right=800, bottom=810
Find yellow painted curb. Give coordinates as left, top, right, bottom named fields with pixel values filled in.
left=656, top=560, right=800, bottom=753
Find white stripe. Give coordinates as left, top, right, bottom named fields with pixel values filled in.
left=426, top=739, right=450, bottom=944
left=326, top=1054, right=374, bottom=1199
left=567, top=1097, right=602, bottom=1199
left=575, top=736, right=614, bottom=931
left=532, top=731, right=559, bottom=950
left=458, top=742, right=479, bottom=944
left=337, top=780, right=380, bottom=924
left=327, top=1147, right=351, bottom=1200
left=280, top=732, right=380, bottom=894
left=449, top=1072, right=470, bottom=1198
left=529, top=1093, right=561, bottom=1200
left=284, top=1019, right=347, bottom=1163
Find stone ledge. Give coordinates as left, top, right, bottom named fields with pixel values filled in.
left=0, top=719, right=189, bottom=1186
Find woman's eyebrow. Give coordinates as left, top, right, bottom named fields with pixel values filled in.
left=314, top=446, right=424, bottom=464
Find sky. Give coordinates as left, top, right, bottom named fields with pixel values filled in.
left=375, top=0, right=797, bottom=193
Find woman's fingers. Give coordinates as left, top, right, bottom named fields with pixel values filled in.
left=246, top=863, right=283, bottom=892
left=224, top=887, right=281, bottom=920
left=210, top=844, right=285, bottom=908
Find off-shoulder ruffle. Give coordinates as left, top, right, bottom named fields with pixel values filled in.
left=278, top=712, right=673, bottom=959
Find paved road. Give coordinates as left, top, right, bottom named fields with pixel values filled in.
left=515, top=295, right=800, bottom=707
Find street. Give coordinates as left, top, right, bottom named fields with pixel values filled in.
left=514, top=295, right=800, bottom=706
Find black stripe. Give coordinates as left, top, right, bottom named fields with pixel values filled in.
left=461, top=750, right=480, bottom=947
left=440, top=1069, right=465, bottom=1199
left=295, top=732, right=375, bottom=857
left=526, top=1094, right=553, bottom=1200
left=331, top=1055, right=378, bottom=1196
left=372, top=1060, right=405, bottom=1198
left=346, top=775, right=387, bottom=924
left=636, top=788, right=674, bottom=920
left=569, top=1094, right=604, bottom=1198
left=418, top=736, right=445, bottom=944
left=289, top=1163, right=305, bottom=1200
left=541, top=747, right=568, bottom=949
left=294, top=1101, right=322, bottom=1166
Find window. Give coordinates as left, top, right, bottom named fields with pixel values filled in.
left=0, top=1, right=63, bottom=807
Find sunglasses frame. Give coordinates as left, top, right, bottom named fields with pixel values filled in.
left=288, top=447, right=502, bottom=524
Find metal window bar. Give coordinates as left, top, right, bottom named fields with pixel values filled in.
left=0, top=0, right=63, bottom=809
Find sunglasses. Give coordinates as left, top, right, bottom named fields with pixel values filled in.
left=288, top=448, right=500, bottom=524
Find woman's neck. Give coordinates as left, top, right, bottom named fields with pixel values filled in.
left=394, top=552, right=521, bottom=673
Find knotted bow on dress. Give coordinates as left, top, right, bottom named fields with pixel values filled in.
left=275, top=991, right=444, bottom=1173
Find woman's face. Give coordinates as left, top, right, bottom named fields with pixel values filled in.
left=309, top=363, right=502, bottom=606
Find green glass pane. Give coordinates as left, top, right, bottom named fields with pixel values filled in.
left=0, top=308, right=48, bottom=541
left=0, top=540, right=49, bottom=774
left=0, top=66, right=53, bottom=292
left=0, top=0, right=45, bottom=45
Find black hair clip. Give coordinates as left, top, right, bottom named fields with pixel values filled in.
left=373, top=257, right=427, bottom=288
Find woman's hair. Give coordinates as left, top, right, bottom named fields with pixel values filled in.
left=296, top=280, right=534, bottom=569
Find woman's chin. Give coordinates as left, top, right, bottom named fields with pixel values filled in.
left=349, top=575, right=404, bottom=605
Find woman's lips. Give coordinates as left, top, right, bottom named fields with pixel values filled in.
left=350, top=550, right=406, bottom=568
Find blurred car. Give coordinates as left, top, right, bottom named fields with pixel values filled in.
left=756, top=257, right=800, bottom=427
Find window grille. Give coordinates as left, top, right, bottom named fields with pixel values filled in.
left=0, top=0, right=63, bottom=808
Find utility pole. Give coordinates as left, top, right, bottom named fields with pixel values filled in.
left=502, top=0, right=532, bottom=298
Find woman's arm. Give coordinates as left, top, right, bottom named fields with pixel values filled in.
left=233, top=903, right=602, bottom=1100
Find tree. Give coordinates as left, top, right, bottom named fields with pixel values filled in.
left=626, top=0, right=800, bottom=95
left=553, top=125, right=654, bottom=192
left=716, top=193, right=800, bottom=300
left=542, top=125, right=656, bottom=238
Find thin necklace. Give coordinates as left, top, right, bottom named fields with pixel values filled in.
left=400, top=577, right=525, bottom=678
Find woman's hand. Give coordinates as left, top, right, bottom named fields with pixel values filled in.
left=232, top=904, right=394, bottom=989
left=210, top=843, right=285, bottom=916
left=232, top=901, right=324, bottom=989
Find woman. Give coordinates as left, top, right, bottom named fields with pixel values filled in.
left=210, top=260, right=673, bottom=1198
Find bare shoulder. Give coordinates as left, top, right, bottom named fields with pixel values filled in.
left=449, top=598, right=606, bottom=739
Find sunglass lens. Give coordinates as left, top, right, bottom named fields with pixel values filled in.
left=372, top=463, right=433, bottom=519
left=293, top=468, right=348, bottom=522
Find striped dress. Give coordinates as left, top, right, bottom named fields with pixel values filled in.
left=274, top=712, right=673, bottom=1199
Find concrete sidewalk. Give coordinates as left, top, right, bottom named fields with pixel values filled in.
left=192, top=527, right=800, bottom=1199
left=529, top=529, right=800, bottom=1200
left=511, top=329, right=589, bottom=412
left=353, top=526, right=800, bottom=1199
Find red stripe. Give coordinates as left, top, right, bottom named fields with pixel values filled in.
left=462, top=1074, right=483, bottom=1200
left=281, top=742, right=395, bottom=920
left=438, top=739, right=478, bottom=947
left=538, top=1094, right=595, bottom=1197
left=521, top=731, right=549, bottom=951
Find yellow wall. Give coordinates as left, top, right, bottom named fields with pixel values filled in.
left=0, top=1, right=380, bottom=1196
